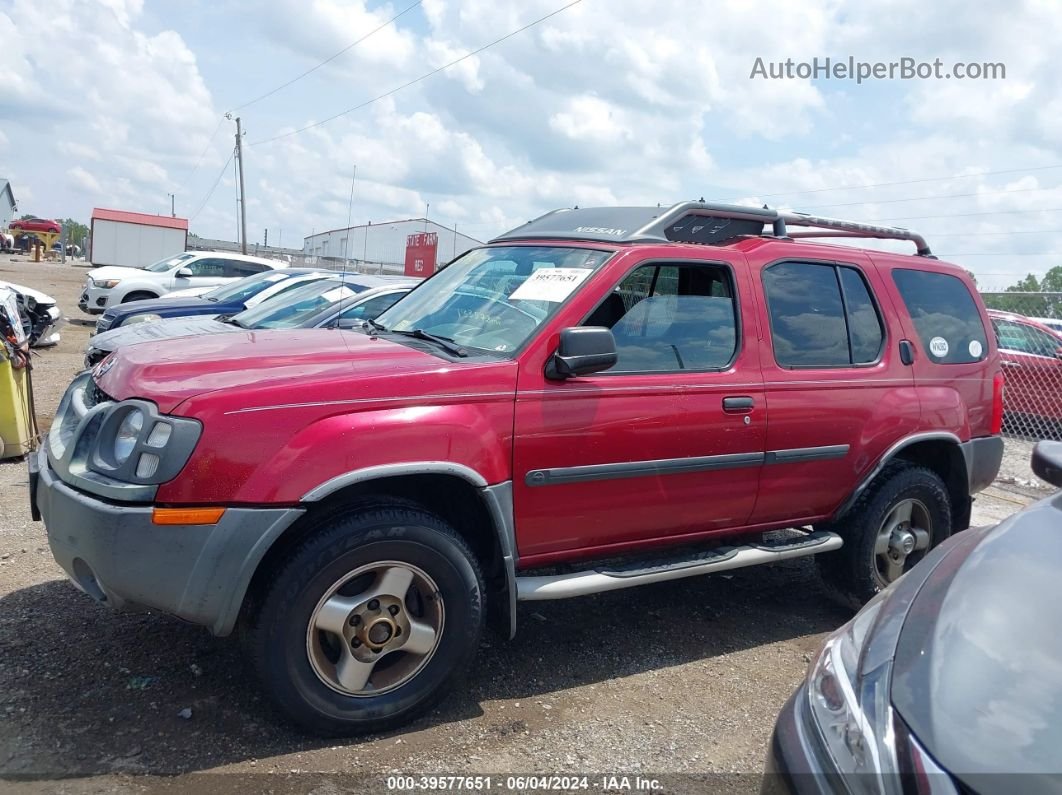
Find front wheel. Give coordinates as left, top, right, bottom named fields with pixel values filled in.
left=817, top=464, right=951, bottom=609
left=244, top=503, right=485, bottom=735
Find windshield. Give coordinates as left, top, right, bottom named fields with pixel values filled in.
left=144, top=252, right=196, bottom=272
left=203, top=270, right=293, bottom=302
left=232, top=278, right=369, bottom=329
left=373, top=246, right=612, bottom=354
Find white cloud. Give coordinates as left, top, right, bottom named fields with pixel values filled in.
left=68, top=167, right=103, bottom=194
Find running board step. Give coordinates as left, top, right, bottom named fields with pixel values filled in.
left=515, top=531, right=843, bottom=601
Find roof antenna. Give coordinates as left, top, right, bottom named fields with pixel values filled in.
left=698, top=197, right=705, bottom=203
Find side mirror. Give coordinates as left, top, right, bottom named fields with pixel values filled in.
left=546, top=326, right=617, bottom=380
left=1056, top=346, right=1062, bottom=360
left=335, top=317, right=362, bottom=329
left=176, top=267, right=193, bottom=278
left=1032, top=441, right=1062, bottom=488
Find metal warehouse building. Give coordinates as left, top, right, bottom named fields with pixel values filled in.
left=303, top=219, right=482, bottom=273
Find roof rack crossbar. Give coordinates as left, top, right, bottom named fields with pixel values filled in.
left=491, top=200, right=933, bottom=256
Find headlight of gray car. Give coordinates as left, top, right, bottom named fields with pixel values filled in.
left=806, top=587, right=899, bottom=794
left=113, top=408, right=144, bottom=464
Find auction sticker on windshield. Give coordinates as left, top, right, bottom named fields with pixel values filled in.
left=509, top=268, right=592, bottom=303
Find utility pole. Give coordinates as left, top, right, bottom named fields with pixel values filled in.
left=227, top=114, right=248, bottom=254
left=264, top=228, right=269, bottom=247
left=167, top=193, right=175, bottom=218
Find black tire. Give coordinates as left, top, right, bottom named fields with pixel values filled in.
left=816, top=463, right=951, bottom=610
left=244, top=502, right=484, bottom=735
left=121, top=291, right=157, bottom=303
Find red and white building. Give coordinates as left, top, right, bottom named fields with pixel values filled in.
left=90, top=208, right=189, bottom=268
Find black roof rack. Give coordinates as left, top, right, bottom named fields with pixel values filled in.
left=491, top=200, right=934, bottom=257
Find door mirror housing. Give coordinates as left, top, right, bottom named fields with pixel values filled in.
left=1055, top=346, right=1062, bottom=360
left=546, top=326, right=617, bottom=380
left=176, top=267, right=193, bottom=278
left=1032, top=441, right=1062, bottom=488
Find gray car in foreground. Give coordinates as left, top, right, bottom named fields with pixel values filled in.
left=764, top=441, right=1062, bottom=795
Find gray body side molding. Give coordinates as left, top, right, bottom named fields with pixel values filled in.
left=831, top=431, right=1001, bottom=521
left=301, top=461, right=489, bottom=501
left=302, top=462, right=519, bottom=638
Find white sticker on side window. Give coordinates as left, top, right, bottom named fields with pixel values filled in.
left=508, top=268, right=592, bottom=303
left=969, top=340, right=983, bottom=358
left=929, top=336, right=950, bottom=358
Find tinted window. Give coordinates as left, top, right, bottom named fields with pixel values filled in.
left=763, top=262, right=849, bottom=367
left=893, top=269, right=987, bottom=364
left=233, top=279, right=369, bottom=329
left=839, top=267, right=884, bottom=363
left=226, top=260, right=271, bottom=277
left=583, top=263, right=737, bottom=372
left=338, top=291, right=406, bottom=321
left=204, top=271, right=291, bottom=302
left=185, top=258, right=227, bottom=277
left=993, top=319, right=1061, bottom=358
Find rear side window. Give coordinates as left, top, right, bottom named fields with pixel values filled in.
left=763, top=261, right=884, bottom=367
left=892, top=269, right=987, bottom=364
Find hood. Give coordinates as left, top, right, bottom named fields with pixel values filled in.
left=105, top=296, right=219, bottom=320
left=95, top=328, right=472, bottom=413
left=164, top=286, right=212, bottom=299
left=0, top=280, right=57, bottom=305
left=91, top=316, right=231, bottom=351
left=891, top=493, right=1062, bottom=792
left=87, top=265, right=154, bottom=281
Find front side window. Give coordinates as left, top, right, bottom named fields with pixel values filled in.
left=374, top=246, right=613, bottom=354
left=184, top=258, right=227, bottom=278
left=339, top=291, right=406, bottom=321
left=582, top=262, right=738, bottom=372
left=892, top=269, right=987, bottom=365
left=763, top=261, right=884, bottom=368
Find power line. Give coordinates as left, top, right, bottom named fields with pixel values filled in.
left=728, top=162, right=1062, bottom=202
left=188, top=149, right=236, bottom=223
left=173, top=116, right=226, bottom=194
left=800, top=184, right=1057, bottom=211
left=867, top=207, right=1062, bottom=223
left=250, top=0, right=584, bottom=147
left=228, top=0, right=424, bottom=113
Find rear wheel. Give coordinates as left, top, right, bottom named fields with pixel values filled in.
left=244, top=503, right=484, bottom=735
left=817, top=464, right=950, bottom=609
left=121, top=291, right=156, bottom=303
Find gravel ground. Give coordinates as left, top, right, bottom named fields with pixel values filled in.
left=0, top=255, right=1045, bottom=793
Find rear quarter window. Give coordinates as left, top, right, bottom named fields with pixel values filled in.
left=892, top=269, right=988, bottom=364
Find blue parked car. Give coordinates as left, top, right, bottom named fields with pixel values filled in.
left=91, top=268, right=333, bottom=334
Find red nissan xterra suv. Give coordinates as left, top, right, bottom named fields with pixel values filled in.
left=31, top=201, right=1004, bottom=734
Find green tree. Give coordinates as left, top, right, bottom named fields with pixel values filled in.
left=60, top=218, right=89, bottom=246
left=1040, top=265, right=1062, bottom=294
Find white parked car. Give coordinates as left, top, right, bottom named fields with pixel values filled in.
left=0, top=280, right=62, bottom=347
left=78, top=251, right=286, bottom=315
left=1030, top=316, right=1062, bottom=335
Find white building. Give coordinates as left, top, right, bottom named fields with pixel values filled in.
left=303, top=218, right=482, bottom=273
left=89, top=208, right=189, bottom=268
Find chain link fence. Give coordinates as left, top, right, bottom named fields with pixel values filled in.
left=980, top=292, right=1062, bottom=440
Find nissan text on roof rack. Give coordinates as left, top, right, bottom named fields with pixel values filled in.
left=32, top=200, right=1003, bottom=735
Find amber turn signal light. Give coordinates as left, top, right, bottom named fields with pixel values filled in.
left=151, top=507, right=226, bottom=526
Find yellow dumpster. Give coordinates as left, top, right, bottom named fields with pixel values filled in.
left=0, top=287, right=38, bottom=460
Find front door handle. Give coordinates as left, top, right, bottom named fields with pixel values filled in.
left=723, top=396, right=755, bottom=412
left=1001, top=360, right=1022, bottom=368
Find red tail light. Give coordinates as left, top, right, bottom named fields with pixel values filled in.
left=990, top=371, right=1005, bottom=435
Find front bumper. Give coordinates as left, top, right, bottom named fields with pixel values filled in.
left=33, top=446, right=304, bottom=636
left=79, top=285, right=109, bottom=314
left=762, top=690, right=841, bottom=795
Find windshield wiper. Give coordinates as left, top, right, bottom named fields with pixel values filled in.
left=389, top=328, right=468, bottom=357
left=365, top=317, right=387, bottom=332
left=220, top=314, right=246, bottom=328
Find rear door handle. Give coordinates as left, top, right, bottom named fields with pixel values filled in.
left=723, top=396, right=755, bottom=412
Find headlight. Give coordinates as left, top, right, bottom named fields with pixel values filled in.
left=92, top=279, right=120, bottom=289
left=124, top=313, right=161, bottom=325
left=113, top=410, right=145, bottom=463
left=806, top=588, right=899, bottom=794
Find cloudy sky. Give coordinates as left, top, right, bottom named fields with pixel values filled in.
left=2, top=0, right=1060, bottom=287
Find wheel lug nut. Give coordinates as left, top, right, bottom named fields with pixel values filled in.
left=368, top=599, right=380, bottom=611
left=349, top=615, right=360, bottom=626
left=351, top=638, right=361, bottom=647
left=388, top=605, right=400, bottom=616
left=395, top=627, right=402, bottom=636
